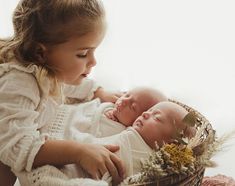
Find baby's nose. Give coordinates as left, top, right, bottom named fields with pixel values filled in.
left=121, top=98, right=129, bottom=105
left=142, top=112, right=150, bottom=119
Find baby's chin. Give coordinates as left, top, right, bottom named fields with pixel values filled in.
left=132, top=123, right=139, bottom=130
left=132, top=120, right=142, bottom=132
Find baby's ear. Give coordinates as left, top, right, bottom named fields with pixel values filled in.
left=182, top=111, right=197, bottom=127
left=185, top=126, right=197, bottom=138
left=182, top=111, right=197, bottom=138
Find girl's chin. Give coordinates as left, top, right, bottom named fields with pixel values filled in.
left=63, top=78, right=83, bottom=85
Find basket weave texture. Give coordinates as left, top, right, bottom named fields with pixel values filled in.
left=127, top=99, right=215, bottom=186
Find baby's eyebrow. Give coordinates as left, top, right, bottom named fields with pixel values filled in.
left=152, top=109, right=162, bottom=114
left=132, top=97, right=141, bottom=109
left=152, top=110, right=165, bottom=121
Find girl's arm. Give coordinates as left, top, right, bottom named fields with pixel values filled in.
left=63, top=78, right=100, bottom=102
left=0, top=162, right=16, bottom=186
left=33, top=140, right=125, bottom=184
left=63, top=78, right=123, bottom=103
left=94, top=87, right=123, bottom=103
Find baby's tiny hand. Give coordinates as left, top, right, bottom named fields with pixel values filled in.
left=104, top=110, right=118, bottom=121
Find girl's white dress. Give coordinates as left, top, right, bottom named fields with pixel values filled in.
left=0, top=62, right=106, bottom=185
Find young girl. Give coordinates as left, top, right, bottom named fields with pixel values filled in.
left=0, top=0, right=124, bottom=185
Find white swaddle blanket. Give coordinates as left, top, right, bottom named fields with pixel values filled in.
left=63, top=98, right=126, bottom=139
left=63, top=127, right=153, bottom=179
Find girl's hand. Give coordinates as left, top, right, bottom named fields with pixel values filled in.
left=94, top=87, right=124, bottom=103
left=76, top=143, right=125, bottom=185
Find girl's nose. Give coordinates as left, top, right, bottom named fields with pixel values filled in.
left=87, top=56, right=97, bottom=68
left=142, top=112, right=150, bottom=119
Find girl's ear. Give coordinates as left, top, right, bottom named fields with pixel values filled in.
left=35, top=43, right=47, bottom=63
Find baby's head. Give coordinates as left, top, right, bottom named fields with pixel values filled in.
left=112, top=87, right=167, bottom=126
left=133, top=101, right=196, bottom=149
left=2, top=0, right=105, bottom=85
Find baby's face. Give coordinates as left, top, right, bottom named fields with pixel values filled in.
left=133, top=102, right=188, bottom=149
left=112, top=88, right=165, bottom=126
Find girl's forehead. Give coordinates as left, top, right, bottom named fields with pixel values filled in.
left=63, top=27, right=105, bottom=50
left=67, top=20, right=106, bottom=45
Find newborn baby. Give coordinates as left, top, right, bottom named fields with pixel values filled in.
left=64, top=87, right=167, bottom=138
left=132, top=101, right=196, bottom=148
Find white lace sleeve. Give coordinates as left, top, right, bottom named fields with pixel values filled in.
left=0, top=69, right=47, bottom=172
left=63, top=78, right=100, bottom=101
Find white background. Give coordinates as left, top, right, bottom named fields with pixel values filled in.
left=1, top=0, right=235, bottom=180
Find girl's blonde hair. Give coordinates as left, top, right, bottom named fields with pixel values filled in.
left=0, top=0, right=105, bottom=97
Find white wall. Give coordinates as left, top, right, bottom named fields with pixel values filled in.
left=1, top=0, right=235, bottom=179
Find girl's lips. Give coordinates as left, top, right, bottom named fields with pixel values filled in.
left=82, top=74, right=88, bottom=77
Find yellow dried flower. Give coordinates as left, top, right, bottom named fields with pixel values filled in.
left=162, top=144, right=195, bottom=170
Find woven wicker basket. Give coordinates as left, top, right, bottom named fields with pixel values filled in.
left=127, top=99, right=215, bottom=186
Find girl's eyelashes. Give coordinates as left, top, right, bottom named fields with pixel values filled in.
left=77, top=54, right=87, bottom=58
left=76, top=50, right=89, bottom=58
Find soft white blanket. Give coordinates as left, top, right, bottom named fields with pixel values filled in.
left=64, top=98, right=126, bottom=139
left=62, top=127, right=153, bottom=181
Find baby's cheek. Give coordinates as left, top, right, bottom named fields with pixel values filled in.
left=120, top=106, right=131, bottom=115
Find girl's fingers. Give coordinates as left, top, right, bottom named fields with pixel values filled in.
left=90, top=169, right=99, bottom=180
left=105, top=157, right=120, bottom=184
left=104, top=144, right=120, bottom=153
left=99, top=166, right=108, bottom=179
left=102, top=172, right=112, bottom=183
left=91, top=169, right=103, bottom=180
left=105, top=144, right=125, bottom=177
left=110, top=153, right=125, bottom=179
